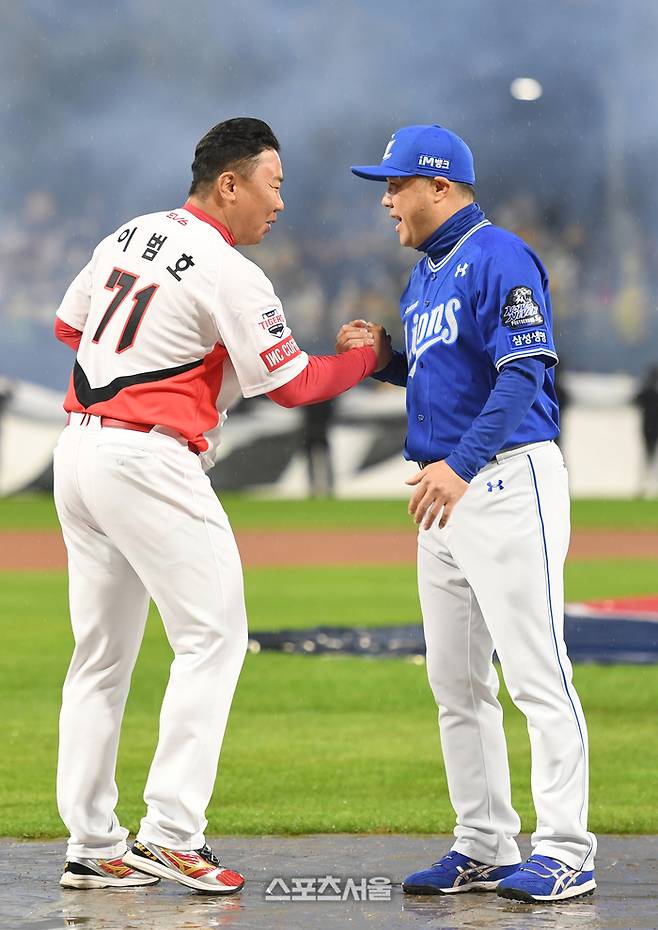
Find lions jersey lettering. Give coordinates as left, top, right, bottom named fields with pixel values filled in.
left=406, top=297, right=460, bottom=376
left=401, top=221, right=560, bottom=465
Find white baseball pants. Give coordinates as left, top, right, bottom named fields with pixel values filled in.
left=417, top=441, right=596, bottom=871
left=54, top=414, right=248, bottom=858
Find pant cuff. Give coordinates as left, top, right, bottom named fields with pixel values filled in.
left=66, top=839, right=128, bottom=860
left=136, top=826, right=205, bottom=851
left=451, top=839, right=521, bottom=867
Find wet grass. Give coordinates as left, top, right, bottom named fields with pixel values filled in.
left=1, top=494, right=656, bottom=838
left=2, top=559, right=657, bottom=635
left=1, top=621, right=656, bottom=836
left=2, top=492, right=658, bottom=531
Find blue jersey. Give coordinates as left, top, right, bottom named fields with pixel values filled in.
left=400, top=218, right=560, bottom=464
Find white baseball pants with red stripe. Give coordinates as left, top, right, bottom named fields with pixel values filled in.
left=417, top=441, right=596, bottom=872
left=54, top=413, right=248, bottom=858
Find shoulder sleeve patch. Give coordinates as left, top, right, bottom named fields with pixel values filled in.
left=501, top=286, right=545, bottom=329
left=258, top=308, right=286, bottom=339
left=260, top=335, right=302, bottom=372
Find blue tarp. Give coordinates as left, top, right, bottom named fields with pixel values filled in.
left=250, top=608, right=658, bottom=664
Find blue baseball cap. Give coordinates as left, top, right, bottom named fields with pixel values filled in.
left=351, top=124, right=476, bottom=185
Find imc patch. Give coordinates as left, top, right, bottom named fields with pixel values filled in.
left=260, top=335, right=302, bottom=372
left=501, top=286, right=545, bottom=329
left=259, top=308, right=285, bottom=338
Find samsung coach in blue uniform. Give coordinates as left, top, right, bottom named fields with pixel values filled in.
left=338, top=125, right=596, bottom=904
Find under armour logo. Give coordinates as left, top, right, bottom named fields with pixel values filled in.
left=487, top=480, right=504, bottom=492
left=455, top=263, right=469, bottom=278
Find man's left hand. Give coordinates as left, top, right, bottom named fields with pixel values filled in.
left=406, top=460, right=469, bottom=530
left=336, top=320, right=373, bottom=353
left=336, top=320, right=393, bottom=372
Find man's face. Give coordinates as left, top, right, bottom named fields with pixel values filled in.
left=232, top=149, right=284, bottom=246
left=381, top=176, right=439, bottom=248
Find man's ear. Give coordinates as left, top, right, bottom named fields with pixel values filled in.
left=432, top=177, right=450, bottom=201
left=216, top=171, right=238, bottom=202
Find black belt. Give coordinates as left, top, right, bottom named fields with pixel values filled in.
left=417, top=442, right=538, bottom=471
left=417, top=458, right=475, bottom=470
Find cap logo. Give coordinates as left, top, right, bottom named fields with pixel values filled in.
left=382, top=137, right=396, bottom=161
left=417, top=154, right=450, bottom=171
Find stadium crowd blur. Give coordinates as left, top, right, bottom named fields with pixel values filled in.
left=3, top=183, right=657, bottom=382
left=3, top=181, right=658, bottom=499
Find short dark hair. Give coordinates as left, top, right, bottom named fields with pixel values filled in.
left=454, top=181, right=476, bottom=202
left=189, top=117, right=280, bottom=196
left=421, top=177, right=476, bottom=202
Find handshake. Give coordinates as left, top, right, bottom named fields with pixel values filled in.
left=335, top=320, right=393, bottom=373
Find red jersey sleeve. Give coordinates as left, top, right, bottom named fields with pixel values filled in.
left=266, top=346, right=376, bottom=408
left=54, top=316, right=83, bottom=351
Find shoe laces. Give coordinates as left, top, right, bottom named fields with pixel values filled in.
left=431, top=851, right=461, bottom=868
left=196, top=844, right=221, bottom=868
left=518, top=855, right=563, bottom=877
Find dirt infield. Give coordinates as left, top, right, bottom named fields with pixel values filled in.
left=1, top=527, right=658, bottom=571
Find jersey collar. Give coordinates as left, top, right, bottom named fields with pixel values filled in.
left=182, top=201, right=236, bottom=247
left=418, top=202, right=486, bottom=261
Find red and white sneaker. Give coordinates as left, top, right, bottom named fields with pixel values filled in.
left=60, top=856, right=160, bottom=889
left=123, top=840, right=245, bottom=894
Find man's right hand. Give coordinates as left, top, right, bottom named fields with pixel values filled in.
left=336, top=320, right=393, bottom=372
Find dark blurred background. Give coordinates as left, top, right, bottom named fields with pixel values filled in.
left=1, top=0, right=657, bottom=389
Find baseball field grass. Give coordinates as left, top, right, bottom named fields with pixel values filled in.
left=2, top=561, right=658, bottom=632
left=2, top=492, right=658, bottom=529
left=1, top=493, right=657, bottom=837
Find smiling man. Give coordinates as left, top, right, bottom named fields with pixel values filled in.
left=53, top=117, right=377, bottom=895
left=337, top=124, right=596, bottom=904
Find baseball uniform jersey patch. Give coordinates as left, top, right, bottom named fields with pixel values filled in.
left=501, top=286, right=545, bottom=329
left=260, top=335, right=302, bottom=372
left=259, top=309, right=286, bottom=338
left=507, top=330, right=548, bottom=350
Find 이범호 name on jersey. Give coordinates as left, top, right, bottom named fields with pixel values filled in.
left=117, top=227, right=137, bottom=252
left=167, top=253, right=195, bottom=281
left=501, top=286, right=545, bottom=329
left=143, top=233, right=168, bottom=261
left=259, top=308, right=285, bottom=338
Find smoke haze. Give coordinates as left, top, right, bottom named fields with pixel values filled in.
left=1, top=0, right=657, bottom=384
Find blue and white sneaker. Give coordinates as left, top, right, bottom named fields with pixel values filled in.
left=403, top=851, right=522, bottom=895
left=496, top=855, right=596, bottom=903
